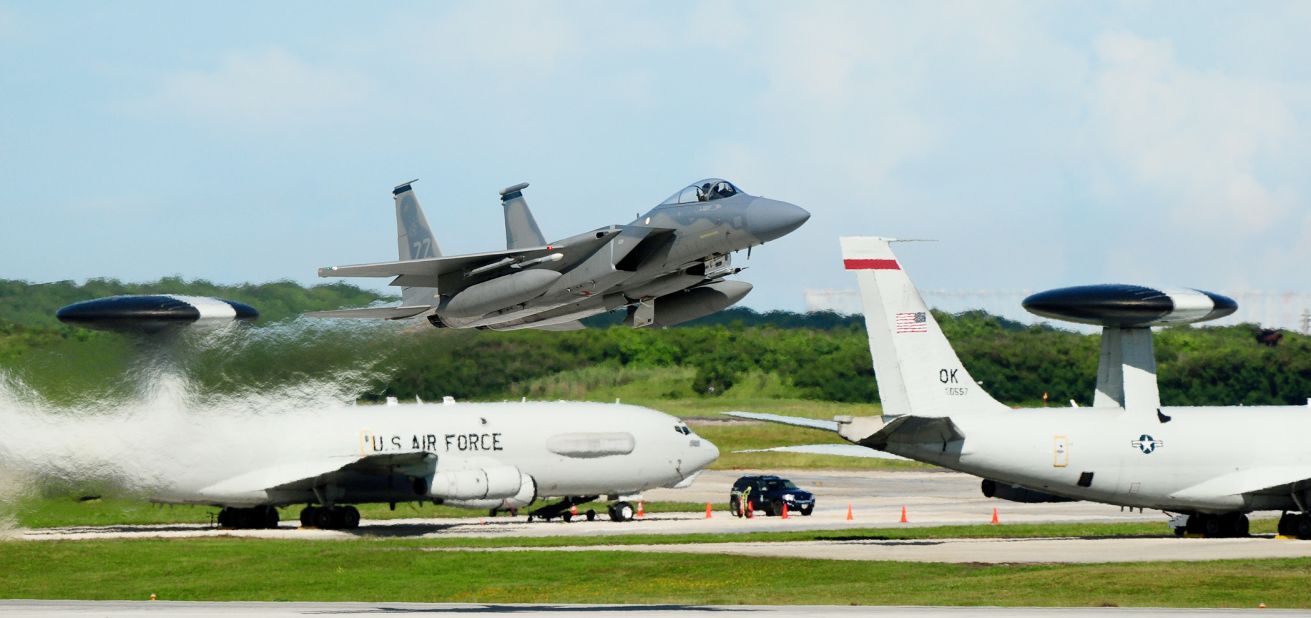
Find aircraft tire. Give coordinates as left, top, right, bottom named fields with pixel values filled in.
left=342, top=506, right=360, bottom=530
left=1297, top=515, right=1311, bottom=540
left=300, top=506, right=318, bottom=528
left=314, top=507, right=336, bottom=530
left=562, top=512, right=573, bottom=523
left=1227, top=514, right=1249, bottom=538
left=586, top=509, right=597, bottom=521
left=1278, top=513, right=1295, bottom=536
left=261, top=506, right=279, bottom=529
left=1202, top=515, right=1223, bottom=538
left=217, top=508, right=235, bottom=529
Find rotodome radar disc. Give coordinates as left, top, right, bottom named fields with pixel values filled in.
left=56, top=295, right=258, bottom=334
left=1022, top=284, right=1237, bottom=327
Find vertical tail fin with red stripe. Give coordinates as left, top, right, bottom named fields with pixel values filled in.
left=841, top=237, right=1005, bottom=417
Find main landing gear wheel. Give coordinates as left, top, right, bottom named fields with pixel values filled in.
left=217, top=505, right=279, bottom=530
left=1184, top=512, right=1249, bottom=538
left=1279, top=512, right=1311, bottom=539
left=608, top=501, right=635, bottom=522
left=299, top=505, right=361, bottom=530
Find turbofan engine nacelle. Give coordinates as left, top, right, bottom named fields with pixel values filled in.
left=429, top=465, right=523, bottom=501
left=981, top=479, right=1075, bottom=504
left=443, top=473, right=538, bottom=510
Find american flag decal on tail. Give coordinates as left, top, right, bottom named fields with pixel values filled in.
left=895, top=311, right=928, bottom=333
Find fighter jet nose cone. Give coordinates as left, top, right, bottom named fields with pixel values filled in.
left=748, top=198, right=810, bottom=243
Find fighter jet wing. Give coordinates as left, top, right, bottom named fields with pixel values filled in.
left=197, top=452, right=436, bottom=499
left=1168, top=465, right=1311, bottom=501
left=306, top=306, right=431, bottom=320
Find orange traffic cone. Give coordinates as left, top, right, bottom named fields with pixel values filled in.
left=781, top=503, right=789, bottom=519
left=746, top=501, right=754, bottom=519
left=637, top=501, right=645, bottom=518
left=570, top=504, right=578, bottom=517
left=705, top=502, right=713, bottom=519
left=899, top=505, right=908, bottom=524
left=846, top=503, right=854, bottom=521
left=990, top=507, right=999, bottom=525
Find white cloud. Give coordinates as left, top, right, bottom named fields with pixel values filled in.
left=1090, top=31, right=1302, bottom=236
left=388, top=3, right=584, bottom=86
left=151, top=49, right=372, bottom=131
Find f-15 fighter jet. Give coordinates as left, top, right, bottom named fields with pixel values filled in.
left=311, top=178, right=808, bottom=330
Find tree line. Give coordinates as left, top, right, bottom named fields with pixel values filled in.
left=1, top=278, right=1308, bottom=407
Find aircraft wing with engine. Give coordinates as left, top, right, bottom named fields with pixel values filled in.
left=1169, top=466, right=1311, bottom=502
left=197, top=451, right=437, bottom=500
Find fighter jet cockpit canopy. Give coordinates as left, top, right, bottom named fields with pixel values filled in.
left=659, top=178, right=742, bottom=205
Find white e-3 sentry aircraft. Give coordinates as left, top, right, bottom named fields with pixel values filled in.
left=734, top=236, right=1311, bottom=540
left=195, top=401, right=723, bottom=532
left=46, top=299, right=720, bottom=532
left=173, top=399, right=719, bottom=530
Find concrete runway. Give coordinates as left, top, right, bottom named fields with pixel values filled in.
left=0, top=601, right=1304, bottom=616
left=18, top=469, right=1169, bottom=541
left=18, top=468, right=1311, bottom=565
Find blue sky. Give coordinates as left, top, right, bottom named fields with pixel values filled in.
left=2, top=2, right=1310, bottom=317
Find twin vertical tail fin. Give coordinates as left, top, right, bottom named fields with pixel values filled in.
left=840, top=237, right=1005, bottom=417
left=393, top=180, right=440, bottom=306
left=395, top=180, right=441, bottom=261
left=500, top=182, right=546, bottom=250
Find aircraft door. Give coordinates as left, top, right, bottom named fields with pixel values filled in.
left=1053, top=435, right=1069, bottom=468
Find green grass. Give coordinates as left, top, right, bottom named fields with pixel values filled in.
left=0, top=538, right=1306, bottom=607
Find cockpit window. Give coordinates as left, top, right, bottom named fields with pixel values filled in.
left=674, top=424, right=692, bottom=435
left=659, top=178, right=742, bottom=205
